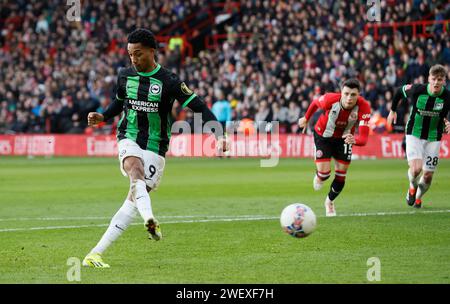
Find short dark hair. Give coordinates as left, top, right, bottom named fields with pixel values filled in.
left=341, top=78, right=361, bottom=91
left=127, top=28, right=158, bottom=48
left=429, top=64, right=447, bottom=78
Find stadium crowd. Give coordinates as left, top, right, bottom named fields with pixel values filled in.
left=0, top=0, right=449, bottom=135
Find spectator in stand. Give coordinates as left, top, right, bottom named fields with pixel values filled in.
left=287, top=101, right=301, bottom=134
left=255, top=100, right=272, bottom=132
left=211, top=90, right=232, bottom=133
left=272, top=102, right=289, bottom=133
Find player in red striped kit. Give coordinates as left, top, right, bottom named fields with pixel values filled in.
left=298, top=79, right=371, bottom=216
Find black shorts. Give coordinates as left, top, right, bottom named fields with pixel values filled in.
left=313, top=131, right=352, bottom=164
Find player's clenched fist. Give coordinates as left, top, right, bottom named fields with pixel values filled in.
left=88, top=112, right=104, bottom=126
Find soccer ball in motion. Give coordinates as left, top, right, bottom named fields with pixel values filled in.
left=280, top=203, right=317, bottom=238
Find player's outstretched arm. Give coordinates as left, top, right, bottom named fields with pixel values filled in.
left=187, top=98, right=229, bottom=153
left=389, top=84, right=413, bottom=126
left=186, top=98, right=218, bottom=125
left=173, top=76, right=229, bottom=153
left=88, top=94, right=124, bottom=126
left=298, top=98, right=321, bottom=133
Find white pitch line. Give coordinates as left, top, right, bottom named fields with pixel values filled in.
left=0, top=216, right=111, bottom=222
left=0, top=217, right=276, bottom=233
left=336, top=209, right=450, bottom=217
left=0, top=223, right=110, bottom=232
left=0, top=214, right=268, bottom=222
left=0, top=209, right=448, bottom=233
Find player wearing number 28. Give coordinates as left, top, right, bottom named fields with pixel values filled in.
left=82, top=29, right=227, bottom=268
left=298, top=79, right=371, bottom=217
left=387, top=64, right=450, bottom=209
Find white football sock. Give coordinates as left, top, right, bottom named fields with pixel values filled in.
left=133, top=179, right=154, bottom=222
left=416, top=177, right=430, bottom=200
left=408, top=169, right=420, bottom=189
left=90, top=200, right=138, bottom=255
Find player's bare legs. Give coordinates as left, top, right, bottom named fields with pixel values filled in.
left=406, top=159, right=422, bottom=207
left=123, top=156, right=161, bottom=240
left=313, top=160, right=331, bottom=191
left=123, top=156, right=147, bottom=198
left=324, top=161, right=350, bottom=217
left=82, top=157, right=147, bottom=267
left=83, top=193, right=138, bottom=267
left=123, top=156, right=153, bottom=219
left=82, top=155, right=161, bottom=268
left=414, top=170, right=433, bottom=209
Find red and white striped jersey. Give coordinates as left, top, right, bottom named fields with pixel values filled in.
left=313, top=93, right=371, bottom=139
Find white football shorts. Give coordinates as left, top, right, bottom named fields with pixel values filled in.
left=405, top=135, right=441, bottom=171
left=117, top=138, right=165, bottom=190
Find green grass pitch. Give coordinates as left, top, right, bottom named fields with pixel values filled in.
left=0, top=156, right=449, bottom=283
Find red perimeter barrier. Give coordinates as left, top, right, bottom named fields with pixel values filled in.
left=0, top=134, right=449, bottom=159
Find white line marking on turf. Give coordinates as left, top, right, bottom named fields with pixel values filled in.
left=0, top=224, right=110, bottom=232
left=0, top=209, right=448, bottom=233
left=0, top=214, right=268, bottom=222
left=0, top=217, right=276, bottom=233
left=337, top=209, right=450, bottom=217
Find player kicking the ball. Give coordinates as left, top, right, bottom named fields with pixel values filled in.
left=387, top=64, right=450, bottom=209
left=82, top=28, right=228, bottom=268
left=298, top=79, right=371, bottom=217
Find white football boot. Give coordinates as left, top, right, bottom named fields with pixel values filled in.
left=324, top=196, right=336, bottom=217
left=313, top=175, right=324, bottom=191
